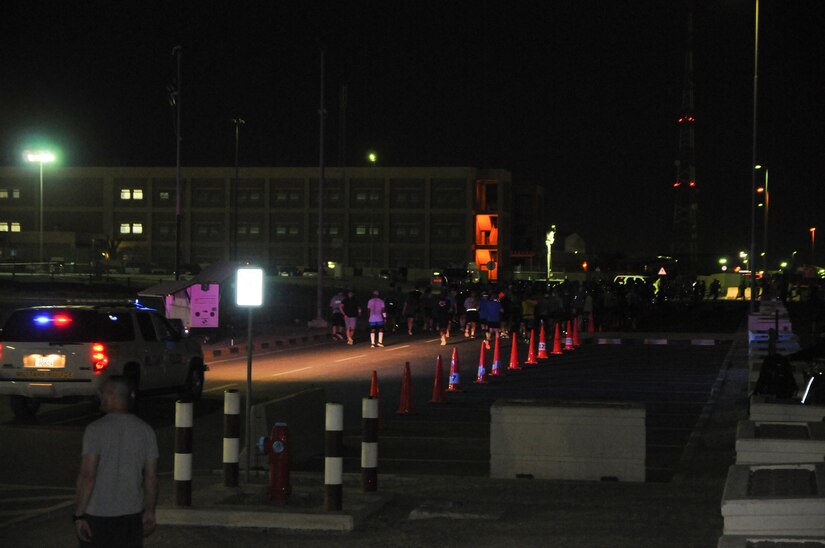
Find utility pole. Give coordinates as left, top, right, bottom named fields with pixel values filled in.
left=232, top=118, right=245, bottom=261
left=173, top=45, right=183, bottom=280
left=309, top=49, right=328, bottom=328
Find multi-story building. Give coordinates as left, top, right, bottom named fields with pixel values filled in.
left=0, top=165, right=522, bottom=282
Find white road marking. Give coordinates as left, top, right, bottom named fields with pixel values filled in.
left=203, top=383, right=237, bottom=393
left=270, top=367, right=312, bottom=377
left=385, top=345, right=410, bottom=351
left=335, top=354, right=367, bottom=362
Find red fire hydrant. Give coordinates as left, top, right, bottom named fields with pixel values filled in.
left=262, top=421, right=291, bottom=503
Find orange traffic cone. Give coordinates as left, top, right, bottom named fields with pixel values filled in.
left=564, top=320, right=575, bottom=351
left=369, top=369, right=383, bottom=429
left=430, top=354, right=447, bottom=403
left=525, top=329, right=538, bottom=365
left=473, top=342, right=489, bottom=384
left=490, top=335, right=505, bottom=377
left=369, top=370, right=380, bottom=398
left=396, top=362, right=414, bottom=414
left=507, top=335, right=522, bottom=371
left=587, top=311, right=595, bottom=334
left=447, top=347, right=463, bottom=392
left=572, top=316, right=581, bottom=348
left=551, top=322, right=564, bottom=355
left=537, top=321, right=549, bottom=359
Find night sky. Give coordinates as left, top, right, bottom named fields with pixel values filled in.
left=2, top=1, right=824, bottom=265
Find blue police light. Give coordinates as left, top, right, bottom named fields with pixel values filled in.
left=33, top=315, right=51, bottom=325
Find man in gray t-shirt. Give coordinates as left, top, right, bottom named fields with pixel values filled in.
left=74, top=376, right=159, bottom=547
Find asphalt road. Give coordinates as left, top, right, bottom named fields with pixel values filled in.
left=0, top=296, right=748, bottom=546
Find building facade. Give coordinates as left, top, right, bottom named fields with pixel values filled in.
left=0, top=165, right=516, bottom=281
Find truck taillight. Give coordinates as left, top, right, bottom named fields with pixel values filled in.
left=91, top=343, right=109, bottom=373
left=0, top=343, right=3, bottom=360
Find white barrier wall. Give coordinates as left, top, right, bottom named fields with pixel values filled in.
left=489, top=399, right=645, bottom=482
left=735, top=420, right=825, bottom=464
left=721, top=463, right=825, bottom=537
left=749, top=395, right=825, bottom=422
left=717, top=535, right=825, bottom=547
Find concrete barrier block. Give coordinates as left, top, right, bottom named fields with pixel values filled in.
left=721, top=463, right=825, bottom=536
left=736, top=420, right=825, bottom=464
left=749, top=395, right=825, bottom=422
left=489, top=399, right=645, bottom=482
left=717, top=535, right=825, bottom=547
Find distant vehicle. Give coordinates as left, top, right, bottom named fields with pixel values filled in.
left=431, top=272, right=447, bottom=288
left=613, top=275, right=650, bottom=285
left=0, top=304, right=207, bottom=418
left=440, top=267, right=477, bottom=287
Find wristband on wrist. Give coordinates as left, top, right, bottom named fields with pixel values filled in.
left=73, top=514, right=86, bottom=522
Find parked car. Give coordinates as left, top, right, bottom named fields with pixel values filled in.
left=0, top=303, right=207, bottom=417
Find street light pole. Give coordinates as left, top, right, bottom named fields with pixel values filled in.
left=38, top=161, right=44, bottom=264
left=368, top=151, right=377, bottom=276
left=308, top=48, right=328, bottom=329
left=756, top=165, right=768, bottom=271
left=749, top=0, right=760, bottom=312
left=763, top=168, right=769, bottom=271
left=173, top=45, right=183, bottom=281
left=232, top=118, right=245, bottom=261
left=24, top=150, right=56, bottom=266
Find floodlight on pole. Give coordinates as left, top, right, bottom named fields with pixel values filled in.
left=24, top=150, right=56, bottom=265
left=749, top=0, right=760, bottom=312
left=236, top=267, right=264, bottom=484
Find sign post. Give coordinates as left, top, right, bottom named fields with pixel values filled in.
left=236, top=267, right=264, bottom=483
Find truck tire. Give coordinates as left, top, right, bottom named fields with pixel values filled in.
left=122, top=365, right=141, bottom=412
left=10, top=396, right=41, bottom=418
left=178, top=365, right=204, bottom=402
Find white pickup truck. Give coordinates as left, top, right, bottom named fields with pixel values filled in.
left=0, top=304, right=207, bottom=417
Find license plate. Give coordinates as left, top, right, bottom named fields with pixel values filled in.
left=23, top=354, right=67, bottom=369
left=16, top=370, right=74, bottom=379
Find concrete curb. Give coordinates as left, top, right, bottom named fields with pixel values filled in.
left=203, top=332, right=331, bottom=359
left=156, top=479, right=392, bottom=532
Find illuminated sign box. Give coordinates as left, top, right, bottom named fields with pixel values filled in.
left=236, top=268, right=264, bottom=307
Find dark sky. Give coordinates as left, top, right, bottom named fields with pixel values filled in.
left=2, top=1, right=824, bottom=264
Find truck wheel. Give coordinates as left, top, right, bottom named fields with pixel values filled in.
left=179, top=366, right=204, bottom=402
left=122, top=366, right=141, bottom=412
left=10, top=396, right=41, bottom=418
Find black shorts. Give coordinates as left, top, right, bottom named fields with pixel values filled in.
left=466, top=310, right=480, bottom=323
left=331, top=312, right=345, bottom=327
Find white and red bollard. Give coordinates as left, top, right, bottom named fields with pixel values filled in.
left=325, top=402, right=344, bottom=511
left=362, top=397, right=379, bottom=492
left=223, top=389, right=240, bottom=487
left=174, top=400, right=193, bottom=506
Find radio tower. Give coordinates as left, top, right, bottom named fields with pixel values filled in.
left=672, top=8, right=698, bottom=271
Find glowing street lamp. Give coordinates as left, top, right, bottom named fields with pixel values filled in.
left=811, top=227, right=816, bottom=264
left=24, top=150, right=56, bottom=265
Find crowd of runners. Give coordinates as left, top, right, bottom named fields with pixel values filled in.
left=324, top=276, right=744, bottom=346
